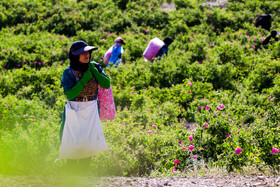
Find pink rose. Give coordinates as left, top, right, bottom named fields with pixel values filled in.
left=174, top=160, right=180, bottom=164
left=189, top=145, right=194, bottom=151
left=272, top=148, right=279, bottom=154
left=235, top=148, right=242, bottom=154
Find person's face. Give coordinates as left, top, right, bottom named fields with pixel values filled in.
left=79, top=51, right=90, bottom=63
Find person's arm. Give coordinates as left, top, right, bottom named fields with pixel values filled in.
left=61, top=68, right=76, bottom=93
left=62, top=69, right=93, bottom=100
left=262, top=35, right=272, bottom=45
left=161, top=45, right=169, bottom=56
left=89, top=62, right=111, bottom=89
left=155, top=48, right=163, bottom=58
left=155, top=45, right=168, bottom=59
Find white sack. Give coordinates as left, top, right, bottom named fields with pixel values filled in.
left=58, top=100, right=109, bottom=159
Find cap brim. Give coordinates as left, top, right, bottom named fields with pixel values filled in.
left=72, top=46, right=98, bottom=55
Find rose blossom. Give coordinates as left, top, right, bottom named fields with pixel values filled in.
left=203, top=123, right=209, bottom=128
left=174, top=160, right=180, bottom=164
left=235, top=148, right=242, bottom=154
left=272, top=148, right=279, bottom=154
left=189, top=145, right=194, bottom=151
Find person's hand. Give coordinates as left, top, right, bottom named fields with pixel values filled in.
left=64, top=69, right=93, bottom=100
left=91, top=66, right=99, bottom=74
left=83, top=69, right=93, bottom=81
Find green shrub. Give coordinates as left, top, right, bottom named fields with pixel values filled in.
left=1, top=0, right=280, bottom=177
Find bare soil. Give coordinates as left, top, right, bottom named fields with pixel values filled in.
left=201, top=0, right=228, bottom=9
left=161, top=3, right=176, bottom=11
left=161, top=0, right=228, bottom=11
left=1, top=175, right=280, bottom=186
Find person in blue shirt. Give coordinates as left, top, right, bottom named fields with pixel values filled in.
left=108, top=37, right=125, bottom=67
left=155, top=37, right=174, bottom=60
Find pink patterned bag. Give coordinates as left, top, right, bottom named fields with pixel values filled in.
left=104, top=46, right=113, bottom=65
left=143, top=37, right=164, bottom=61
left=97, top=85, right=116, bottom=120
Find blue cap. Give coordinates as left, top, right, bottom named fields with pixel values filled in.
left=70, top=41, right=98, bottom=56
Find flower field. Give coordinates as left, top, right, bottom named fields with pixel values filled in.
left=0, top=0, right=280, bottom=177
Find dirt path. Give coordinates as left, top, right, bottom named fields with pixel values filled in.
left=161, top=0, right=228, bottom=11
left=95, top=176, right=280, bottom=187
left=1, top=175, right=279, bottom=186
left=201, top=0, right=228, bottom=9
